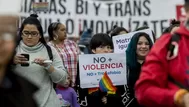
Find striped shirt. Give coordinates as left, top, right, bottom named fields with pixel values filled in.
left=48, top=39, right=80, bottom=87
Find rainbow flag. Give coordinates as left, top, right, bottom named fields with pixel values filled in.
left=99, top=72, right=117, bottom=94
left=33, top=2, right=49, bottom=12
left=88, top=87, right=99, bottom=94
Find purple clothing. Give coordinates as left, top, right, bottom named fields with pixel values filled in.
left=56, top=87, right=80, bottom=107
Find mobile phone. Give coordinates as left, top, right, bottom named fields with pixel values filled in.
left=43, top=60, right=52, bottom=64
left=20, top=54, right=29, bottom=67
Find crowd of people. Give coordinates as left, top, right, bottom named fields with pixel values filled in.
left=2, top=0, right=189, bottom=107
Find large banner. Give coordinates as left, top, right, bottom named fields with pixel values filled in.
left=20, top=0, right=184, bottom=37
left=79, top=53, right=127, bottom=88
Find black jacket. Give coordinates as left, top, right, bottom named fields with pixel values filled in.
left=126, top=62, right=143, bottom=107
left=0, top=69, right=38, bottom=107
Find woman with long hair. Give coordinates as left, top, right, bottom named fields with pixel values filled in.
left=12, top=14, right=67, bottom=107
left=126, top=32, right=153, bottom=107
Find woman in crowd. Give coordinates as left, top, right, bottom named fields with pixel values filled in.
left=12, top=14, right=67, bottom=107
left=48, top=22, right=80, bottom=87
left=126, top=32, right=153, bottom=107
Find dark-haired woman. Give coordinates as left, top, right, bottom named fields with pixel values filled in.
left=126, top=32, right=153, bottom=107
left=12, top=14, right=68, bottom=107
left=48, top=22, right=80, bottom=87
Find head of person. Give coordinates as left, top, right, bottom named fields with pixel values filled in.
left=110, top=25, right=128, bottom=38
left=0, top=16, right=18, bottom=69
left=18, top=14, right=46, bottom=47
left=62, top=74, right=71, bottom=88
left=135, top=26, right=156, bottom=42
left=126, top=32, right=153, bottom=68
left=57, top=73, right=72, bottom=88
left=48, top=22, right=67, bottom=42
left=163, top=19, right=180, bottom=34
left=90, top=33, right=113, bottom=54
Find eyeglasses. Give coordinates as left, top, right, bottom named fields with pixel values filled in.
left=0, top=33, right=14, bottom=41
left=22, top=31, right=39, bottom=37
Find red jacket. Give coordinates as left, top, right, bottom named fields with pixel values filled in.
left=135, top=24, right=189, bottom=107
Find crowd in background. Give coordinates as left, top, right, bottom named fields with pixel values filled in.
left=3, top=0, right=189, bottom=107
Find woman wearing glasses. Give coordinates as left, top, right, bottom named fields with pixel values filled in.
left=12, top=14, right=68, bottom=107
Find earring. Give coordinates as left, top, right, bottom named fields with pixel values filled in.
left=53, top=34, right=58, bottom=41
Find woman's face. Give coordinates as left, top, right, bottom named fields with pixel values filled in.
left=0, top=16, right=17, bottom=66
left=55, top=24, right=67, bottom=41
left=136, top=36, right=150, bottom=58
left=22, top=24, right=41, bottom=47
left=92, top=45, right=113, bottom=54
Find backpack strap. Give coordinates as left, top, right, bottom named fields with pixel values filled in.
left=45, top=45, right=53, bottom=61
left=166, top=33, right=180, bottom=60
left=45, top=45, right=55, bottom=88
left=166, top=34, right=189, bottom=90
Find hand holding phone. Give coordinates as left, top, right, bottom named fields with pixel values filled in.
left=14, top=54, right=29, bottom=66
left=20, top=54, right=29, bottom=66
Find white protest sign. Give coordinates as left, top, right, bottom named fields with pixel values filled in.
left=113, top=29, right=154, bottom=53
left=79, top=53, right=127, bottom=88
left=0, top=0, right=21, bottom=15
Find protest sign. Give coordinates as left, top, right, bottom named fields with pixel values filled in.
left=113, top=29, right=154, bottom=53
left=79, top=53, right=127, bottom=88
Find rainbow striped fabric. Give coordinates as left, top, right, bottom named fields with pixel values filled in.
left=33, top=2, right=48, bottom=12
left=99, top=72, right=117, bottom=94
left=88, top=87, right=99, bottom=94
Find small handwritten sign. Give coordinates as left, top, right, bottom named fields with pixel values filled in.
left=113, top=29, right=154, bottom=53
